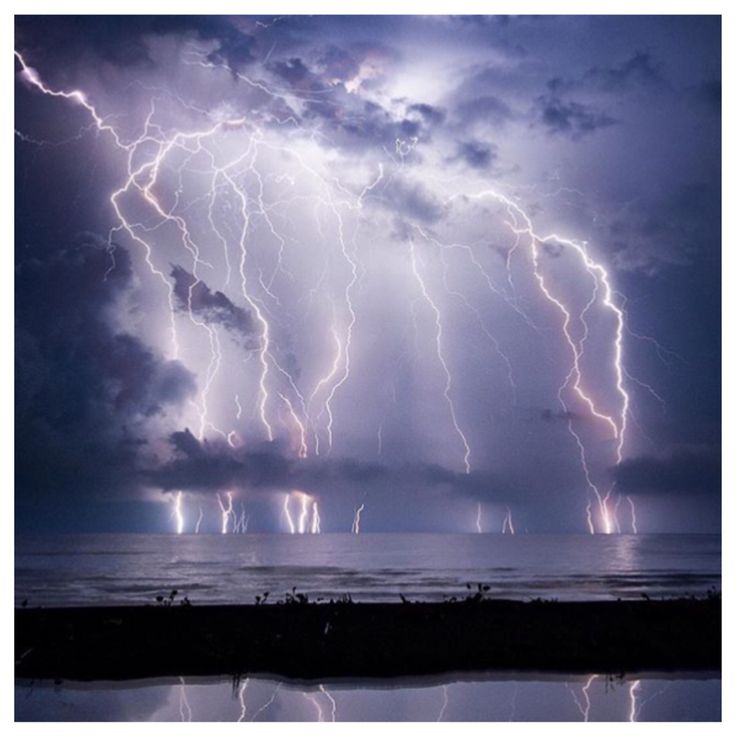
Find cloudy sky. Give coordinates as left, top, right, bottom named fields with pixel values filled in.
left=14, top=15, right=720, bottom=533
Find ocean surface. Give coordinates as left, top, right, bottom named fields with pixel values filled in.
left=15, top=532, right=720, bottom=607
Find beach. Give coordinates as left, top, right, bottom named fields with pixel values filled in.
left=15, top=596, right=720, bottom=682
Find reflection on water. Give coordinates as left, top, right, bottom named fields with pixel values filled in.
left=15, top=533, right=721, bottom=606
left=15, top=672, right=720, bottom=722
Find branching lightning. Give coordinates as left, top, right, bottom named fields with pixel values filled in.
left=15, top=45, right=658, bottom=535
left=282, top=491, right=321, bottom=534
left=217, top=491, right=234, bottom=534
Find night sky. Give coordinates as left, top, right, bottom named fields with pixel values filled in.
left=14, top=15, right=721, bottom=534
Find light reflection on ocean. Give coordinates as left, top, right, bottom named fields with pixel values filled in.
left=14, top=672, right=721, bottom=722
left=15, top=533, right=720, bottom=607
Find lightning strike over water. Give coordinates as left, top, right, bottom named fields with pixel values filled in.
left=217, top=492, right=234, bottom=535
left=298, top=493, right=310, bottom=534
left=452, top=189, right=635, bottom=533
left=171, top=491, right=185, bottom=535
left=502, top=506, right=515, bottom=535
left=14, top=12, right=716, bottom=540
left=282, top=493, right=296, bottom=535
left=311, top=501, right=321, bottom=534
left=352, top=503, right=365, bottom=534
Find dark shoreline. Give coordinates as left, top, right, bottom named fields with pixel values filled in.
left=15, top=597, right=720, bottom=682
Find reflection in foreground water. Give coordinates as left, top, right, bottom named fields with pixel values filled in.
left=15, top=672, right=720, bottom=722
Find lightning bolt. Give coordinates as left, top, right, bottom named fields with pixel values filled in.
left=217, top=491, right=234, bottom=534
left=319, top=685, right=337, bottom=722
left=409, top=240, right=471, bottom=473
left=311, top=501, right=321, bottom=534
left=437, top=684, right=450, bottom=721
left=282, top=493, right=296, bottom=534
left=178, top=677, right=193, bottom=722
left=352, top=503, right=365, bottom=534
left=237, top=678, right=250, bottom=722
left=304, top=692, right=325, bottom=722
left=283, top=491, right=320, bottom=533
left=502, top=506, right=515, bottom=535
left=569, top=674, right=598, bottom=722
left=452, top=190, right=632, bottom=533
left=298, top=492, right=310, bottom=534
left=171, top=491, right=185, bottom=535
left=250, top=683, right=282, bottom=721
left=628, top=679, right=641, bottom=722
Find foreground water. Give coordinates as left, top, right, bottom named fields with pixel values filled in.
left=14, top=533, right=721, bottom=721
left=15, top=672, right=720, bottom=721
left=15, top=533, right=720, bottom=606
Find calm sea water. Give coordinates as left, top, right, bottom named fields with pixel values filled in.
left=15, top=532, right=720, bottom=607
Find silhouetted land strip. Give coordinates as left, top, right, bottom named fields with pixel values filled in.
left=15, top=597, right=720, bottom=682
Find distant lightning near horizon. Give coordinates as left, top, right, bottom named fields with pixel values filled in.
left=14, top=40, right=660, bottom=535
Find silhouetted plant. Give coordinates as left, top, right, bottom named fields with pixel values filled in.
left=154, top=589, right=181, bottom=607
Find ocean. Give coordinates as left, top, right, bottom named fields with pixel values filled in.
left=15, top=532, right=721, bottom=607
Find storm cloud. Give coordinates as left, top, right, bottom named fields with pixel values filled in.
left=16, top=237, right=196, bottom=522
left=171, top=266, right=256, bottom=343
left=146, top=429, right=520, bottom=504
left=611, top=446, right=720, bottom=497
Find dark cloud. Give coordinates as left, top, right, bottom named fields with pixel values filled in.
left=264, top=51, right=440, bottom=155
left=374, top=176, right=444, bottom=223
left=540, top=408, right=576, bottom=423
left=15, top=16, right=258, bottom=71
left=610, top=446, right=720, bottom=497
left=407, top=103, right=446, bottom=127
left=548, top=51, right=664, bottom=95
left=146, top=430, right=518, bottom=504
left=16, top=236, right=197, bottom=518
left=317, top=45, right=362, bottom=82
left=606, top=182, right=720, bottom=272
left=455, top=95, right=513, bottom=128
left=694, top=78, right=721, bottom=112
left=270, top=56, right=313, bottom=86
left=535, top=94, right=617, bottom=138
left=302, top=95, right=437, bottom=155
left=584, top=51, right=663, bottom=91
left=452, top=139, right=498, bottom=170
left=170, top=266, right=255, bottom=344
